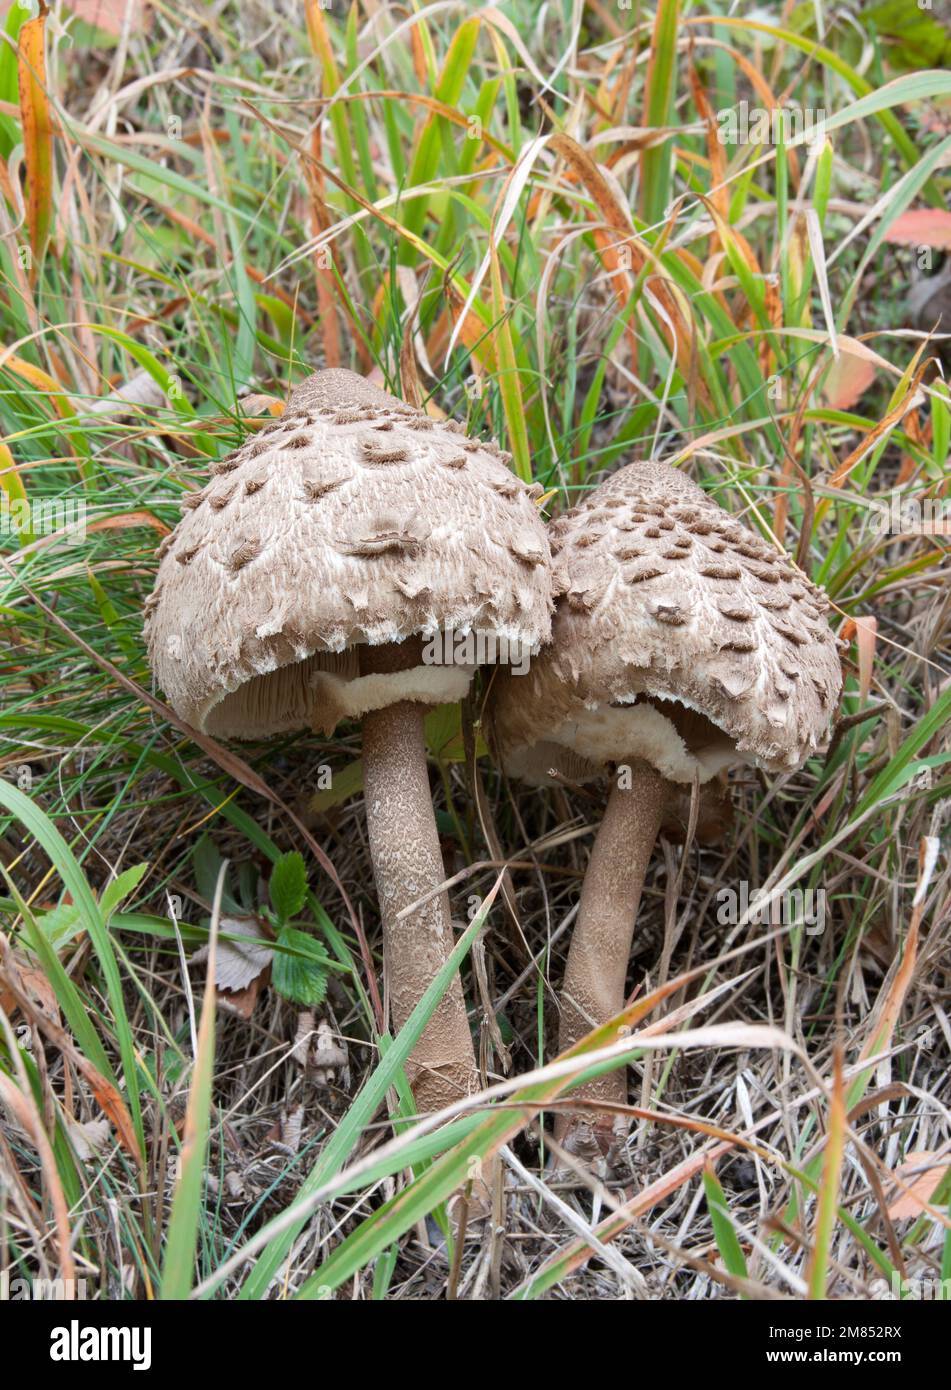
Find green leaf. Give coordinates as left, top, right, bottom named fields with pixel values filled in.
left=269, top=851, right=308, bottom=923
left=399, top=17, right=481, bottom=257
left=32, top=900, right=82, bottom=949
left=271, top=927, right=329, bottom=1007
left=813, top=138, right=833, bottom=229
left=423, top=703, right=487, bottom=761
left=100, top=863, right=149, bottom=923
left=309, top=757, right=364, bottom=814
left=702, top=1165, right=749, bottom=1295
left=932, top=379, right=949, bottom=471
left=192, top=836, right=225, bottom=902
left=860, top=1, right=951, bottom=71
left=639, top=0, right=680, bottom=225
left=856, top=685, right=951, bottom=816
left=87, top=571, right=138, bottom=665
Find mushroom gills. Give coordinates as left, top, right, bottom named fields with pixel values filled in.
left=551, top=696, right=742, bottom=786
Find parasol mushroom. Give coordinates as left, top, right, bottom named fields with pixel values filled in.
left=145, top=368, right=553, bottom=1119
left=486, top=459, right=842, bottom=1164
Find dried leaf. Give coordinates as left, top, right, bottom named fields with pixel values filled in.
left=277, top=1103, right=304, bottom=1154
left=313, top=1020, right=349, bottom=1087
left=0, top=952, right=139, bottom=1159
left=224, top=1169, right=246, bottom=1200
left=828, top=361, right=929, bottom=487
left=887, top=1151, right=948, bottom=1220
left=216, top=974, right=265, bottom=1021
left=75, top=368, right=166, bottom=417
left=291, top=1009, right=316, bottom=1065
left=0, top=949, right=59, bottom=1022
left=65, top=1116, right=112, bottom=1161
left=86, top=511, right=171, bottom=538
left=192, top=916, right=273, bottom=994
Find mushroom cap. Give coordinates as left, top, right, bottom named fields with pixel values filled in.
left=487, top=459, right=842, bottom=785
left=145, top=369, right=553, bottom=737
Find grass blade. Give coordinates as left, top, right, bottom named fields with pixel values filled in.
left=160, top=864, right=225, bottom=1299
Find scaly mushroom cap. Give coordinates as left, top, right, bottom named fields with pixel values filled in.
left=145, top=369, right=553, bottom=736
left=487, top=460, right=842, bottom=784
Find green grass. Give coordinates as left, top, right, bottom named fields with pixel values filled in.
left=0, top=0, right=948, bottom=1301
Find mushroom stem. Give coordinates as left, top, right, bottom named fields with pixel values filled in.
left=556, top=760, right=668, bottom=1163
left=360, top=640, right=479, bottom=1117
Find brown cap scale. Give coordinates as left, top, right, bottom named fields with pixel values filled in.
left=486, top=459, right=842, bottom=1164
left=146, top=369, right=554, bottom=1122
left=492, top=459, right=841, bottom=786
left=146, top=368, right=551, bottom=739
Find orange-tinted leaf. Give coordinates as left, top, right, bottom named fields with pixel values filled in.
left=0, top=1070, right=75, bottom=1282
left=887, top=1151, right=948, bottom=1220
left=17, top=12, right=53, bottom=280
left=851, top=616, right=877, bottom=702
left=3, top=355, right=71, bottom=414
left=687, top=57, right=728, bottom=218
left=237, top=393, right=284, bottom=418
left=306, top=124, right=342, bottom=368
left=216, top=973, right=266, bottom=1020
left=0, top=950, right=140, bottom=1160
left=80, top=1058, right=141, bottom=1158
left=62, top=1, right=149, bottom=37
left=86, top=510, right=171, bottom=537
left=883, top=209, right=951, bottom=251
left=821, top=353, right=877, bottom=411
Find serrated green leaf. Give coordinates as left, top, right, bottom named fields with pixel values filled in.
left=269, top=851, right=308, bottom=923
left=272, top=926, right=329, bottom=1007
